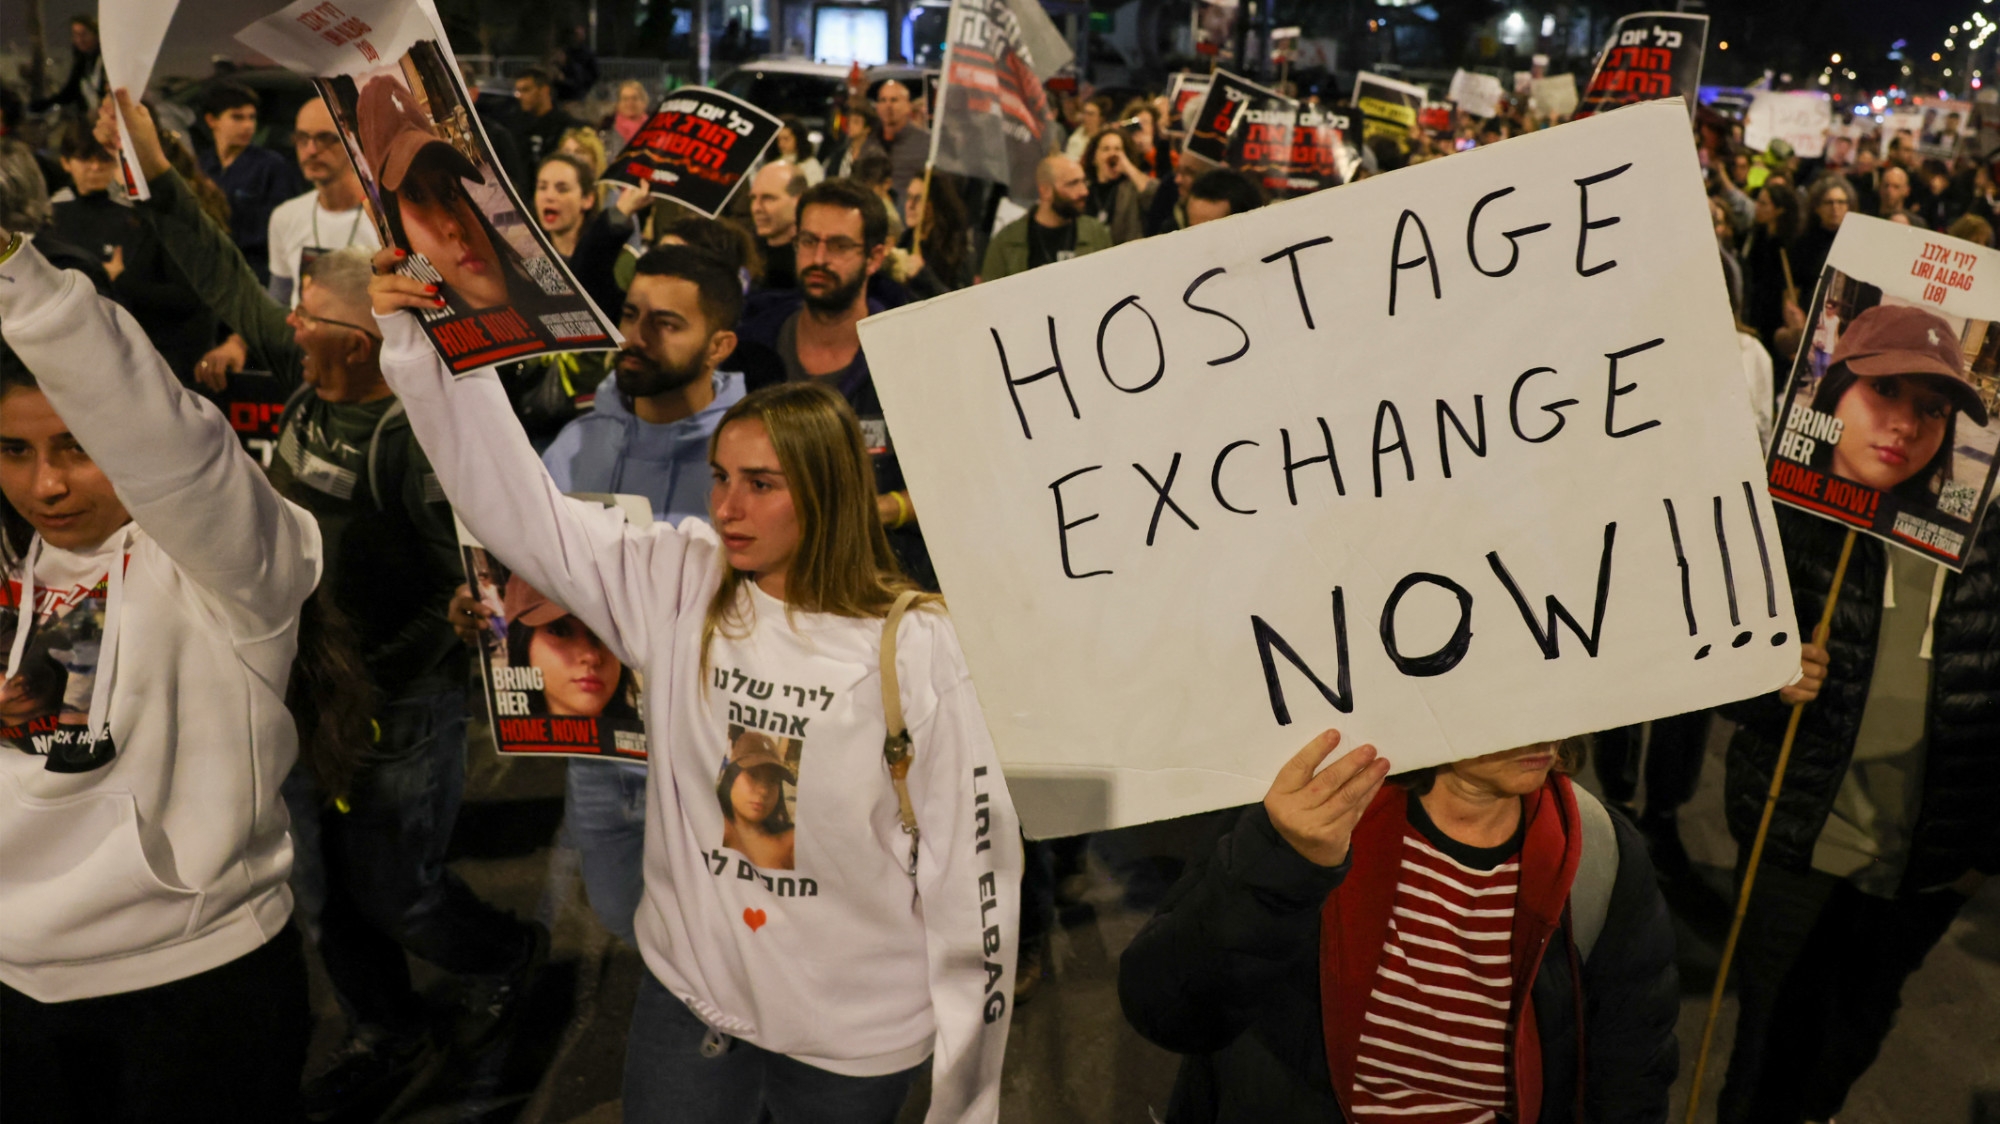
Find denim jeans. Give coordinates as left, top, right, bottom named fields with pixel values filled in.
left=622, top=971, right=923, bottom=1124
left=563, top=757, right=648, bottom=945
left=311, top=688, right=536, bottom=1034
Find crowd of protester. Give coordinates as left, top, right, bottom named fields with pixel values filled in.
left=0, top=19, right=1994, bottom=1124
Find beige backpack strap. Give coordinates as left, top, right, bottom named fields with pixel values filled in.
left=881, top=589, right=922, bottom=876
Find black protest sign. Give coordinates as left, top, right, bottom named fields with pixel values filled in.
left=1184, top=70, right=1346, bottom=198
left=1575, top=11, right=1708, bottom=119
left=1767, top=216, right=2000, bottom=569
left=237, top=0, right=620, bottom=374
left=220, top=371, right=289, bottom=468
left=1165, top=72, right=1212, bottom=132
left=603, top=87, right=783, bottom=217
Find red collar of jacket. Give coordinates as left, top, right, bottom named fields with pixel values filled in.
left=1319, top=773, right=1584, bottom=1123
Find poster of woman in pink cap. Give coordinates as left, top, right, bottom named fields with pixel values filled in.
left=236, top=0, right=618, bottom=373
left=1767, top=215, right=2000, bottom=567
left=459, top=493, right=650, bottom=761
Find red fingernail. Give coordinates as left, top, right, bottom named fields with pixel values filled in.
left=424, top=284, right=438, bottom=294
left=435, top=298, right=447, bottom=308
left=394, top=249, right=407, bottom=257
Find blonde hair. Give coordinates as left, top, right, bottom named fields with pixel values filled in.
left=700, top=382, right=938, bottom=676
left=560, top=126, right=608, bottom=175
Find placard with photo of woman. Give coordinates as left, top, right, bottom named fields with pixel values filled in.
left=1767, top=215, right=2000, bottom=567
left=235, top=0, right=620, bottom=373
left=458, top=496, right=651, bottom=759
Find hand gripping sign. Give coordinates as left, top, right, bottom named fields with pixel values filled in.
left=859, top=100, right=1799, bottom=837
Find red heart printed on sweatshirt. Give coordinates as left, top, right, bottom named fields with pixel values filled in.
left=743, top=908, right=767, bottom=932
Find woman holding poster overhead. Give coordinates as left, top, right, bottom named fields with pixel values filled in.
left=1119, top=733, right=1680, bottom=1123
left=0, top=219, right=321, bottom=1117
left=369, top=258, right=1021, bottom=1124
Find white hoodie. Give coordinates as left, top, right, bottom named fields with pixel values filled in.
left=378, top=315, right=1021, bottom=1122
left=0, top=241, right=322, bottom=1002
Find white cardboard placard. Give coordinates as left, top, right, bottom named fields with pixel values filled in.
left=860, top=101, right=1799, bottom=836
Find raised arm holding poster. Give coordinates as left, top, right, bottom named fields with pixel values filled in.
left=1766, top=215, right=2000, bottom=568
left=1575, top=11, right=1708, bottom=120
left=859, top=99, right=1798, bottom=837
left=235, top=0, right=618, bottom=373
left=601, top=87, right=780, bottom=216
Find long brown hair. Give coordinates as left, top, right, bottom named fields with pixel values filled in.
left=700, top=381, right=936, bottom=675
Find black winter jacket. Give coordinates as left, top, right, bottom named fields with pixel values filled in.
left=1117, top=802, right=1679, bottom=1123
left=1723, top=507, right=2000, bottom=890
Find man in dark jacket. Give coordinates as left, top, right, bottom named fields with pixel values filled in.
left=197, top=82, right=304, bottom=284
left=114, top=92, right=545, bottom=1112
left=1716, top=506, right=2000, bottom=1124
left=509, top=66, right=580, bottom=180
left=1120, top=733, right=1679, bottom=1123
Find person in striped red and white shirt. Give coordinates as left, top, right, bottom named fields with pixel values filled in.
left=1120, top=731, right=1679, bottom=1124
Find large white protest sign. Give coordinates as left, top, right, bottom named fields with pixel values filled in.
left=860, top=100, right=1799, bottom=837
left=1744, top=91, right=1833, bottom=158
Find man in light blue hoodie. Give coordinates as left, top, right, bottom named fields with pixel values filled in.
left=459, top=245, right=744, bottom=943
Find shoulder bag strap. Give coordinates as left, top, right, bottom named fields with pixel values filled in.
left=880, top=589, right=921, bottom=877
left=1569, top=782, right=1618, bottom=961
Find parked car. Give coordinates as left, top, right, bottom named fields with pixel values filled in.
left=715, top=58, right=938, bottom=143
left=715, top=58, right=852, bottom=136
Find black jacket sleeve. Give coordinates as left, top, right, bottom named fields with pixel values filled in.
left=570, top=208, right=634, bottom=322
left=137, top=170, right=303, bottom=391
left=1580, top=812, right=1681, bottom=1124
left=363, top=431, right=468, bottom=689
left=1119, top=804, right=1349, bottom=1056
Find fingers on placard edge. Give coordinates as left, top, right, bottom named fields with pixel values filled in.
left=1307, top=741, right=1380, bottom=798
left=1280, top=729, right=1343, bottom=788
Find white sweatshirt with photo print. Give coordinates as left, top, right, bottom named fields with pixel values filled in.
left=377, top=314, right=1022, bottom=1122
left=0, top=240, right=323, bottom=1002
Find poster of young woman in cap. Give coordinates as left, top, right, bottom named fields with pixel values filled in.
left=458, top=498, right=650, bottom=759
left=1767, top=214, right=2000, bottom=567
left=235, top=0, right=619, bottom=373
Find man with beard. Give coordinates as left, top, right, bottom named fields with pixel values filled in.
left=981, top=154, right=1111, bottom=282
left=505, top=245, right=745, bottom=944
left=733, top=178, right=934, bottom=587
